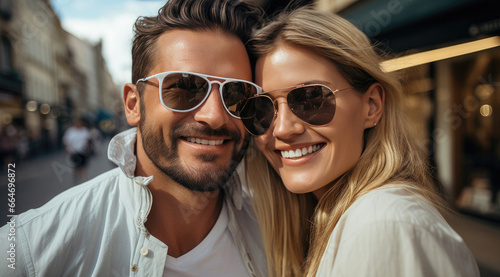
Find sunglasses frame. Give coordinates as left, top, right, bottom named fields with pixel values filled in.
left=136, top=71, right=262, bottom=119
left=241, top=84, right=351, bottom=135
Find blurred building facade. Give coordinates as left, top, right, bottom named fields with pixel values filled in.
left=0, top=0, right=23, bottom=160
left=0, top=0, right=119, bottom=161
left=315, top=0, right=500, bottom=221
left=14, top=0, right=64, bottom=152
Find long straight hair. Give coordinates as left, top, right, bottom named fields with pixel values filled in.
left=245, top=7, right=451, bottom=277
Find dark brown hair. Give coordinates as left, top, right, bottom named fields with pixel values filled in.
left=131, top=0, right=265, bottom=84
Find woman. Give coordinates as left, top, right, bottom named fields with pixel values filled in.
left=240, top=7, right=479, bottom=277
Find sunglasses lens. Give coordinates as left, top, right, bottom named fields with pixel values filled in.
left=161, top=73, right=209, bottom=110
left=222, top=82, right=258, bottom=116
left=240, top=96, right=274, bottom=135
left=287, top=85, right=336, bottom=125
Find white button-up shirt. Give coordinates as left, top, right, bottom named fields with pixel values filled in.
left=316, top=186, right=480, bottom=276
left=0, top=128, right=267, bottom=277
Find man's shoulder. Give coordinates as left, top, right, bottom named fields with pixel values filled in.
left=0, top=168, right=142, bottom=276
left=15, top=167, right=124, bottom=228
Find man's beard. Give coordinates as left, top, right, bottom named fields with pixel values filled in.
left=139, top=106, right=248, bottom=192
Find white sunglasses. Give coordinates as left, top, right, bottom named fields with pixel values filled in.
left=136, top=71, right=262, bottom=118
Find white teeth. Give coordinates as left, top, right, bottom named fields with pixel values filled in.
left=280, top=144, right=322, bottom=159
left=186, top=137, right=224, bottom=146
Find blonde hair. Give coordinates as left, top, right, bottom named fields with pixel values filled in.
left=245, top=7, right=451, bottom=277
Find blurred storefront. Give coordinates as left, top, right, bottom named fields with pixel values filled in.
left=0, top=0, right=24, bottom=166
left=0, top=0, right=121, bottom=163
left=315, top=0, right=500, bottom=221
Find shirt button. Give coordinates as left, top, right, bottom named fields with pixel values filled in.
left=131, top=264, right=138, bottom=272
left=140, top=247, right=149, bottom=256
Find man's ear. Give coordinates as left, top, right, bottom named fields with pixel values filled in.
left=363, top=82, right=385, bottom=129
left=123, top=83, right=141, bottom=126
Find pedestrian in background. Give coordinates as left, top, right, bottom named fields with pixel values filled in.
left=63, top=118, right=91, bottom=184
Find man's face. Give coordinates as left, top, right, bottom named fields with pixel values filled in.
left=137, top=29, right=251, bottom=191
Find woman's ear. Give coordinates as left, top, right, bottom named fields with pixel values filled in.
left=123, top=83, right=141, bottom=126
left=363, top=82, right=385, bottom=129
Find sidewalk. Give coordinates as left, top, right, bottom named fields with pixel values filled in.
left=1, top=138, right=117, bottom=216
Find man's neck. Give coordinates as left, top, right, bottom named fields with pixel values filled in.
left=144, top=179, right=223, bottom=258
left=134, top=138, right=225, bottom=257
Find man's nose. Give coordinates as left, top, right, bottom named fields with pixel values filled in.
left=193, top=84, right=230, bottom=129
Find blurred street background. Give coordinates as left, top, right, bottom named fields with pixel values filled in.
left=1, top=0, right=500, bottom=275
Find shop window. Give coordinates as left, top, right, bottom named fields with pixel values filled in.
left=454, top=50, right=500, bottom=220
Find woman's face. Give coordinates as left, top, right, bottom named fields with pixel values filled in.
left=254, top=44, right=374, bottom=199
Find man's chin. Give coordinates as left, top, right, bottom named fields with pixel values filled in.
left=173, top=170, right=231, bottom=192
left=184, top=152, right=238, bottom=172
left=188, top=164, right=234, bottom=183
left=161, top=159, right=237, bottom=191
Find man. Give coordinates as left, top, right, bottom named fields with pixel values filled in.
left=62, top=119, right=92, bottom=184
left=0, top=0, right=266, bottom=276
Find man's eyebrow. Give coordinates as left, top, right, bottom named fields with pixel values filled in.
left=144, top=79, right=159, bottom=87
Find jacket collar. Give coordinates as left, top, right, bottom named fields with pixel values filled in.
left=107, top=128, right=244, bottom=210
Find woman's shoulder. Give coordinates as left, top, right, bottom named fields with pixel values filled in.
left=320, top=185, right=479, bottom=276
left=338, top=185, right=450, bottom=235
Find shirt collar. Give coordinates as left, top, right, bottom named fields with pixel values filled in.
left=108, top=127, right=243, bottom=210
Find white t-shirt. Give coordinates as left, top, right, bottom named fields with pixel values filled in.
left=63, top=126, right=91, bottom=153
left=316, top=185, right=480, bottom=277
left=163, top=201, right=248, bottom=277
